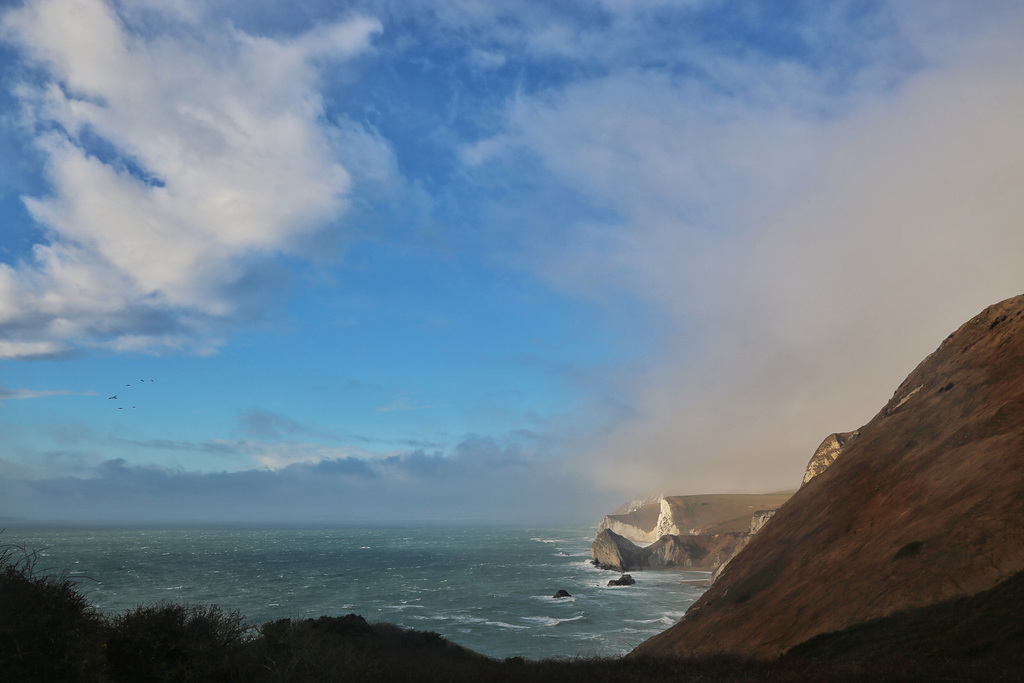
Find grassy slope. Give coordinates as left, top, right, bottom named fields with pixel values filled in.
left=786, top=568, right=1024, bottom=665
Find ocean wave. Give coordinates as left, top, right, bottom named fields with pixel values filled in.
left=572, top=560, right=601, bottom=570
left=11, top=524, right=704, bottom=662
left=484, top=620, right=529, bottom=630
left=521, top=615, right=584, bottom=627
left=448, top=615, right=487, bottom=625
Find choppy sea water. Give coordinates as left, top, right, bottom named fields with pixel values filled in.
left=2, top=525, right=708, bottom=660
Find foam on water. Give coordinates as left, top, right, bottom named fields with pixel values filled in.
left=4, top=525, right=707, bottom=660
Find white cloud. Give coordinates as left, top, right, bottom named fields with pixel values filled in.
left=0, top=0, right=385, bottom=356
left=0, top=384, right=90, bottom=400
left=481, top=5, right=1024, bottom=496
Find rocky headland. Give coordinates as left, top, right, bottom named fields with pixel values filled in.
left=591, top=493, right=790, bottom=573
left=633, top=293, right=1024, bottom=660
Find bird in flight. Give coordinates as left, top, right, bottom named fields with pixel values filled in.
left=108, top=395, right=117, bottom=400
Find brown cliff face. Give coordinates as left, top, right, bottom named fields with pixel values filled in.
left=633, top=294, right=1024, bottom=659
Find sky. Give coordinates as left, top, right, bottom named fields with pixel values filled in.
left=0, top=0, right=1022, bottom=524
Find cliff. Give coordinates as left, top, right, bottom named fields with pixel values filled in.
left=591, top=528, right=743, bottom=572
left=598, top=503, right=663, bottom=543
left=598, top=493, right=791, bottom=544
left=801, top=430, right=858, bottom=486
left=634, top=294, right=1024, bottom=659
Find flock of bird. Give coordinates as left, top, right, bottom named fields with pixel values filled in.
left=107, top=379, right=154, bottom=409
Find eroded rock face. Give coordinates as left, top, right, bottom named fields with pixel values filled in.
left=599, top=493, right=791, bottom=544
left=747, top=509, right=776, bottom=535
left=634, top=294, right=1024, bottom=660
left=594, top=493, right=791, bottom=573
left=591, top=527, right=744, bottom=572
left=802, top=431, right=859, bottom=486
left=590, top=529, right=647, bottom=571
left=710, top=509, right=777, bottom=584
left=644, top=533, right=742, bottom=570
left=598, top=506, right=661, bottom=543
left=653, top=497, right=684, bottom=537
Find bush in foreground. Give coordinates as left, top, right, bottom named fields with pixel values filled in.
left=0, top=543, right=105, bottom=681
left=105, top=603, right=251, bottom=682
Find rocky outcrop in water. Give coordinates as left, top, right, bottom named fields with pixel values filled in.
left=608, top=574, right=635, bottom=586
left=590, top=529, right=647, bottom=571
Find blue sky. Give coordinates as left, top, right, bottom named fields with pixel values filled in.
left=1, top=0, right=1023, bottom=523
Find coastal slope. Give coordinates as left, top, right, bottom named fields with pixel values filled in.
left=634, top=293, right=1024, bottom=659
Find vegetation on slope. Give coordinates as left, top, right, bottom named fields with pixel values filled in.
left=787, top=568, right=1024, bottom=665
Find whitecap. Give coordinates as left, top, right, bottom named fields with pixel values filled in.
left=484, top=621, right=529, bottom=630
left=448, top=614, right=487, bottom=625
left=521, top=615, right=585, bottom=627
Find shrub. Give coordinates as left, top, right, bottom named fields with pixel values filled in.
left=249, top=616, right=382, bottom=682
left=104, top=602, right=251, bottom=682
left=0, top=541, right=105, bottom=681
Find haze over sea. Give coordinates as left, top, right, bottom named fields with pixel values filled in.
left=4, top=524, right=707, bottom=660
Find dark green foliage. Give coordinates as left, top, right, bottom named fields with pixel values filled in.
left=104, top=602, right=251, bottom=682
left=0, top=542, right=105, bottom=681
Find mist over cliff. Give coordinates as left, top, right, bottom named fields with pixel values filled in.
left=635, top=294, right=1024, bottom=659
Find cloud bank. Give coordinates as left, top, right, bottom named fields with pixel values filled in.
left=485, top=3, right=1024, bottom=495
left=0, top=0, right=384, bottom=358
left=0, top=435, right=602, bottom=524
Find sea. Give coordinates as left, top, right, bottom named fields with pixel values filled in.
left=1, top=524, right=708, bottom=660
